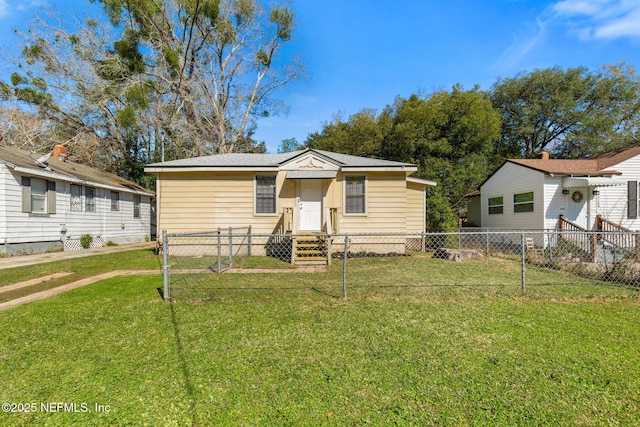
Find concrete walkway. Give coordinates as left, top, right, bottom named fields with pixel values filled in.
left=0, top=244, right=326, bottom=311
left=0, top=269, right=159, bottom=311
left=0, top=242, right=156, bottom=270
left=0, top=272, right=73, bottom=295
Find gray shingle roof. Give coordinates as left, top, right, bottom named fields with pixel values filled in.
left=0, top=145, right=153, bottom=195
left=313, top=150, right=416, bottom=168
left=145, top=149, right=416, bottom=169
left=146, top=151, right=304, bottom=167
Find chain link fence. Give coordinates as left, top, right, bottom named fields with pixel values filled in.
left=160, top=229, right=640, bottom=301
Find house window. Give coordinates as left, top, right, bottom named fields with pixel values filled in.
left=133, top=195, right=141, bottom=218
left=513, top=191, right=534, bottom=213
left=85, top=187, right=96, bottom=212
left=345, top=175, right=366, bottom=215
left=111, top=191, right=120, bottom=211
left=70, top=184, right=82, bottom=211
left=628, top=181, right=638, bottom=219
left=21, top=177, right=56, bottom=214
left=31, top=178, right=48, bottom=213
left=488, top=196, right=503, bottom=215
left=255, top=175, right=276, bottom=214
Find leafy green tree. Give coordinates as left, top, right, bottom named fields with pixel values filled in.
left=1, top=0, right=303, bottom=182
left=425, top=187, right=458, bottom=232
left=491, top=65, right=640, bottom=160
left=382, top=86, right=500, bottom=230
left=304, top=86, right=500, bottom=231
left=277, top=137, right=303, bottom=153
left=305, top=108, right=392, bottom=158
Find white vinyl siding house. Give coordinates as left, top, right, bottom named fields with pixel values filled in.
left=0, top=145, right=154, bottom=255
left=476, top=144, right=640, bottom=233
left=480, top=161, right=545, bottom=230
left=599, top=155, right=640, bottom=229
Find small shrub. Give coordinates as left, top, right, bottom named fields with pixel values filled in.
left=105, top=241, right=118, bottom=247
left=80, top=234, right=93, bottom=249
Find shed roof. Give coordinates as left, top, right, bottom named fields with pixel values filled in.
left=0, top=145, right=153, bottom=195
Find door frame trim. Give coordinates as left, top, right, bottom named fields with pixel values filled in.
left=296, top=179, right=325, bottom=232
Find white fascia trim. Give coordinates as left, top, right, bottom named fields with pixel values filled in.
left=12, top=166, right=154, bottom=196
left=340, top=166, right=418, bottom=172
left=407, top=177, right=437, bottom=187
left=144, top=166, right=279, bottom=173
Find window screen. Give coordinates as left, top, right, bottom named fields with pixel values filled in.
left=256, top=176, right=276, bottom=214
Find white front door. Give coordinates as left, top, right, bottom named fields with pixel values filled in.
left=566, top=187, right=589, bottom=229
left=299, top=180, right=323, bottom=231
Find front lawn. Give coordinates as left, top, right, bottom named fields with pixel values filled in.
left=1, top=253, right=639, bottom=425
left=0, top=249, right=161, bottom=302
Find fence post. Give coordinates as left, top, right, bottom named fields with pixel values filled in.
left=485, top=229, right=489, bottom=256
left=343, top=234, right=349, bottom=300
left=521, top=232, right=526, bottom=294
left=217, top=227, right=222, bottom=273
left=228, top=226, right=233, bottom=268
left=248, top=225, right=252, bottom=257
left=162, top=230, right=170, bottom=301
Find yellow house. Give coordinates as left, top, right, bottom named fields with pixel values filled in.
left=145, top=149, right=436, bottom=263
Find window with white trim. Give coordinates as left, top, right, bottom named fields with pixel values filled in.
left=21, top=176, right=56, bottom=214
left=85, top=187, right=96, bottom=212
left=31, top=178, right=47, bottom=213
left=255, top=175, right=276, bottom=214
left=628, top=181, right=638, bottom=219
left=345, top=175, right=366, bottom=214
left=513, top=191, right=534, bottom=213
left=110, top=191, right=120, bottom=211
left=488, top=196, right=503, bottom=215
left=70, top=184, right=82, bottom=211
left=133, top=195, right=141, bottom=218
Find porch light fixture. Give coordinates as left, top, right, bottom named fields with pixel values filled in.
left=592, top=189, right=600, bottom=196
left=562, top=189, right=569, bottom=195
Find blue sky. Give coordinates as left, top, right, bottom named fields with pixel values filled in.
left=1, top=0, right=639, bottom=153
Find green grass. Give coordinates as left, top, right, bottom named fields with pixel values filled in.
left=0, top=249, right=162, bottom=302
left=172, top=253, right=639, bottom=303
left=1, top=253, right=640, bottom=425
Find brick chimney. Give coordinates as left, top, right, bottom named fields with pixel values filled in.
left=537, top=151, right=549, bottom=160
left=53, top=145, right=68, bottom=162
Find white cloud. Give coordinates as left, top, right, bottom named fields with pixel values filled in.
left=552, top=0, right=640, bottom=40
left=494, top=17, right=549, bottom=73
left=0, top=0, right=47, bottom=19
left=0, top=0, right=8, bottom=19
left=594, top=8, right=640, bottom=39
left=17, top=0, right=47, bottom=12
left=552, top=0, right=609, bottom=16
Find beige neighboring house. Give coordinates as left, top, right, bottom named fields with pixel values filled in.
left=145, top=149, right=436, bottom=264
